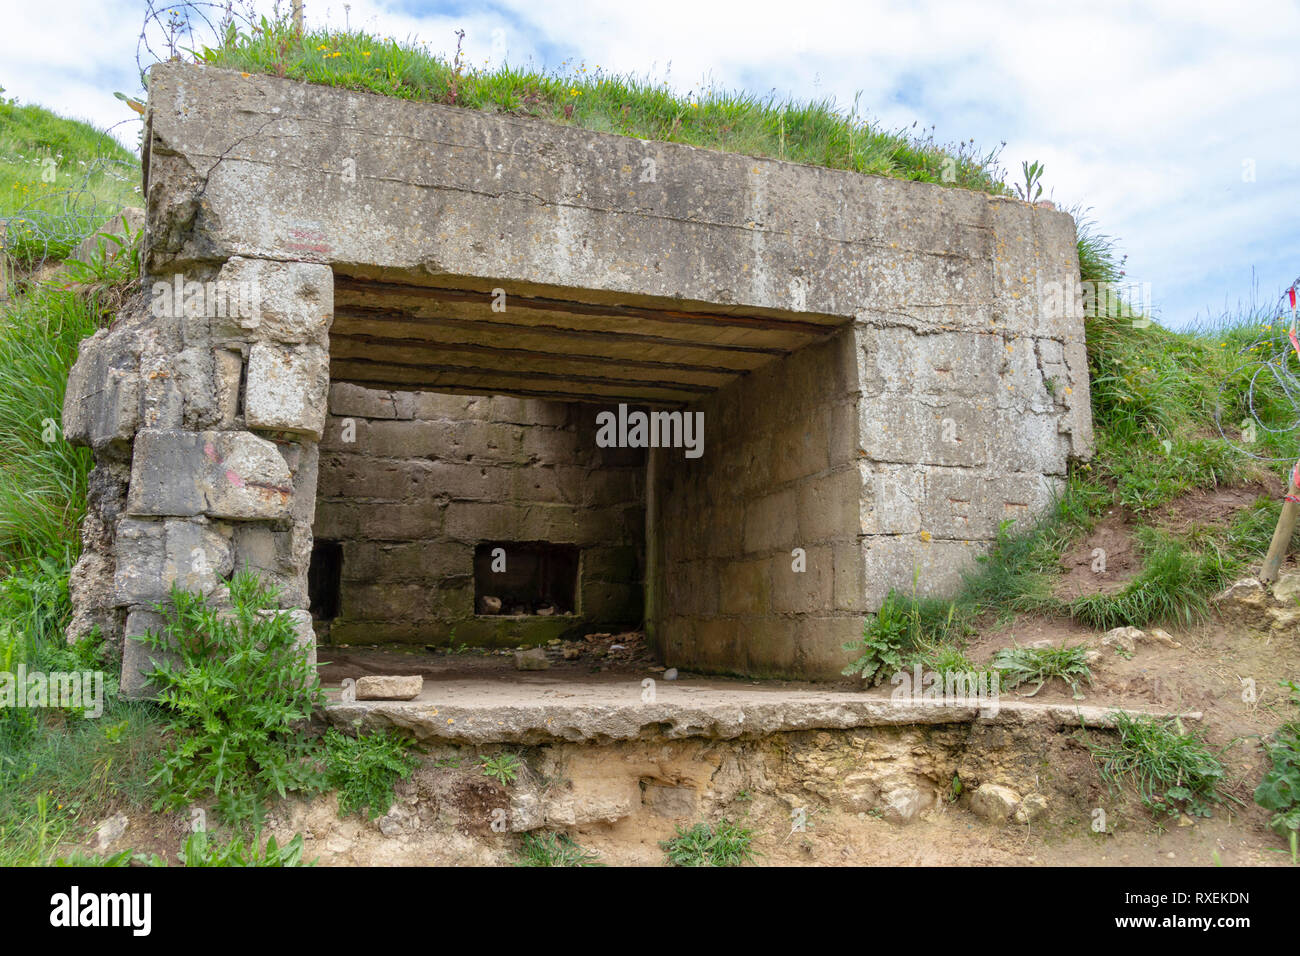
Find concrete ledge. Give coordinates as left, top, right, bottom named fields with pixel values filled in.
left=322, top=678, right=1199, bottom=745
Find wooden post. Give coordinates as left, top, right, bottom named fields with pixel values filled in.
left=292, top=0, right=304, bottom=34
left=1260, top=476, right=1299, bottom=582
left=1262, top=288, right=1300, bottom=583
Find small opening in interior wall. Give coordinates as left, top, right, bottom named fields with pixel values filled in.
left=308, top=539, right=343, bottom=620
left=474, top=541, right=579, bottom=615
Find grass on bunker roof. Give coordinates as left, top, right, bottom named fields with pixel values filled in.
left=195, top=21, right=1008, bottom=194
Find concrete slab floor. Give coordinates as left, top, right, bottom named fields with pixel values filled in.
left=320, top=646, right=1199, bottom=746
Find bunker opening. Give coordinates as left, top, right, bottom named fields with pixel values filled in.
left=473, top=542, right=581, bottom=616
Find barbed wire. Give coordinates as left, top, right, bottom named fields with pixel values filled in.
left=136, top=1, right=261, bottom=89
left=0, top=121, right=142, bottom=286
left=0, top=2, right=267, bottom=288
left=1212, top=276, right=1300, bottom=464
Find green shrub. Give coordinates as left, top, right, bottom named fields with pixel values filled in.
left=324, top=728, right=418, bottom=820
left=1092, top=713, right=1232, bottom=818
left=661, top=819, right=756, bottom=867
left=143, top=572, right=327, bottom=828
left=1254, top=680, right=1300, bottom=863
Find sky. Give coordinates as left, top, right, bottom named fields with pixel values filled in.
left=1, top=0, right=1296, bottom=329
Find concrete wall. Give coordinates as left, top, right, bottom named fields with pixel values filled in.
left=315, top=384, right=644, bottom=646
left=651, top=215, right=1094, bottom=680
left=63, top=259, right=331, bottom=696
left=653, top=330, right=863, bottom=678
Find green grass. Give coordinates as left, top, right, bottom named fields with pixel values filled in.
left=0, top=675, right=165, bottom=866
left=196, top=22, right=1007, bottom=195
left=1092, top=713, right=1236, bottom=818
left=1066, top=529, right=1234, bottom=630
left=0, top=279, right=99, bottom=567
left=993, top=645, right=1093, bottom=698
left=0, top=96, right=139, bottom=265
left=514, top=832, right=601, bottom=867
left=178, top=829, right=312, bottom=866
left=661, top=818, right=757, bottom=867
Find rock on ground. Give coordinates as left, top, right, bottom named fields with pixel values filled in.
left=355, top=675, right=423, bottom=700
left=970, top=783, right=1022, bottom=823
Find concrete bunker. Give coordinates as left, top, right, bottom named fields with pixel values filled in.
left=60, top=63, right=1093, bottom=695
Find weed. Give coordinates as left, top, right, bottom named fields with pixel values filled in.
left=1254, top=680, right=1300, bottom=862
left=993, top=644, right=1093, bottom=698
left=480, top=752, right=521, bottom=786
left=1013, top=159, right=1045, bottom=202
left=843, top=587, right=970, bottom=685
left=324, top=728, right=419, bottom=820
left=1092, top=713, right=1234, bottom=818
left=143, top=572, right=327, bottom=828
left=514, top=831, right=600, bottom=867
left=661, top=818, right=756, bottom=867
left=179, top=829, right=312, bottom=866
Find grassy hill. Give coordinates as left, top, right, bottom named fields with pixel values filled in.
left=0, top=94, right=139, bottom=265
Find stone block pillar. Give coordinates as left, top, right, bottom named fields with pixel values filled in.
left=62, top=256, right=331, bottom=697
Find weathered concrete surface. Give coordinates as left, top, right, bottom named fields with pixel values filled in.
left=140, top=63, right=1091, bottom=412
left=63, top=262, right=327, bottom=677
left=322, top=676, right=1198, bottom=745
left=355, top=674, right=423, bottom=700
left=144, top=64, right=1017, bottom=320
left=315, top=383, right=644, bottom=646
left=653, top=331, right=863, bottom=678
left=126, top=429, right=294, bottom=519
